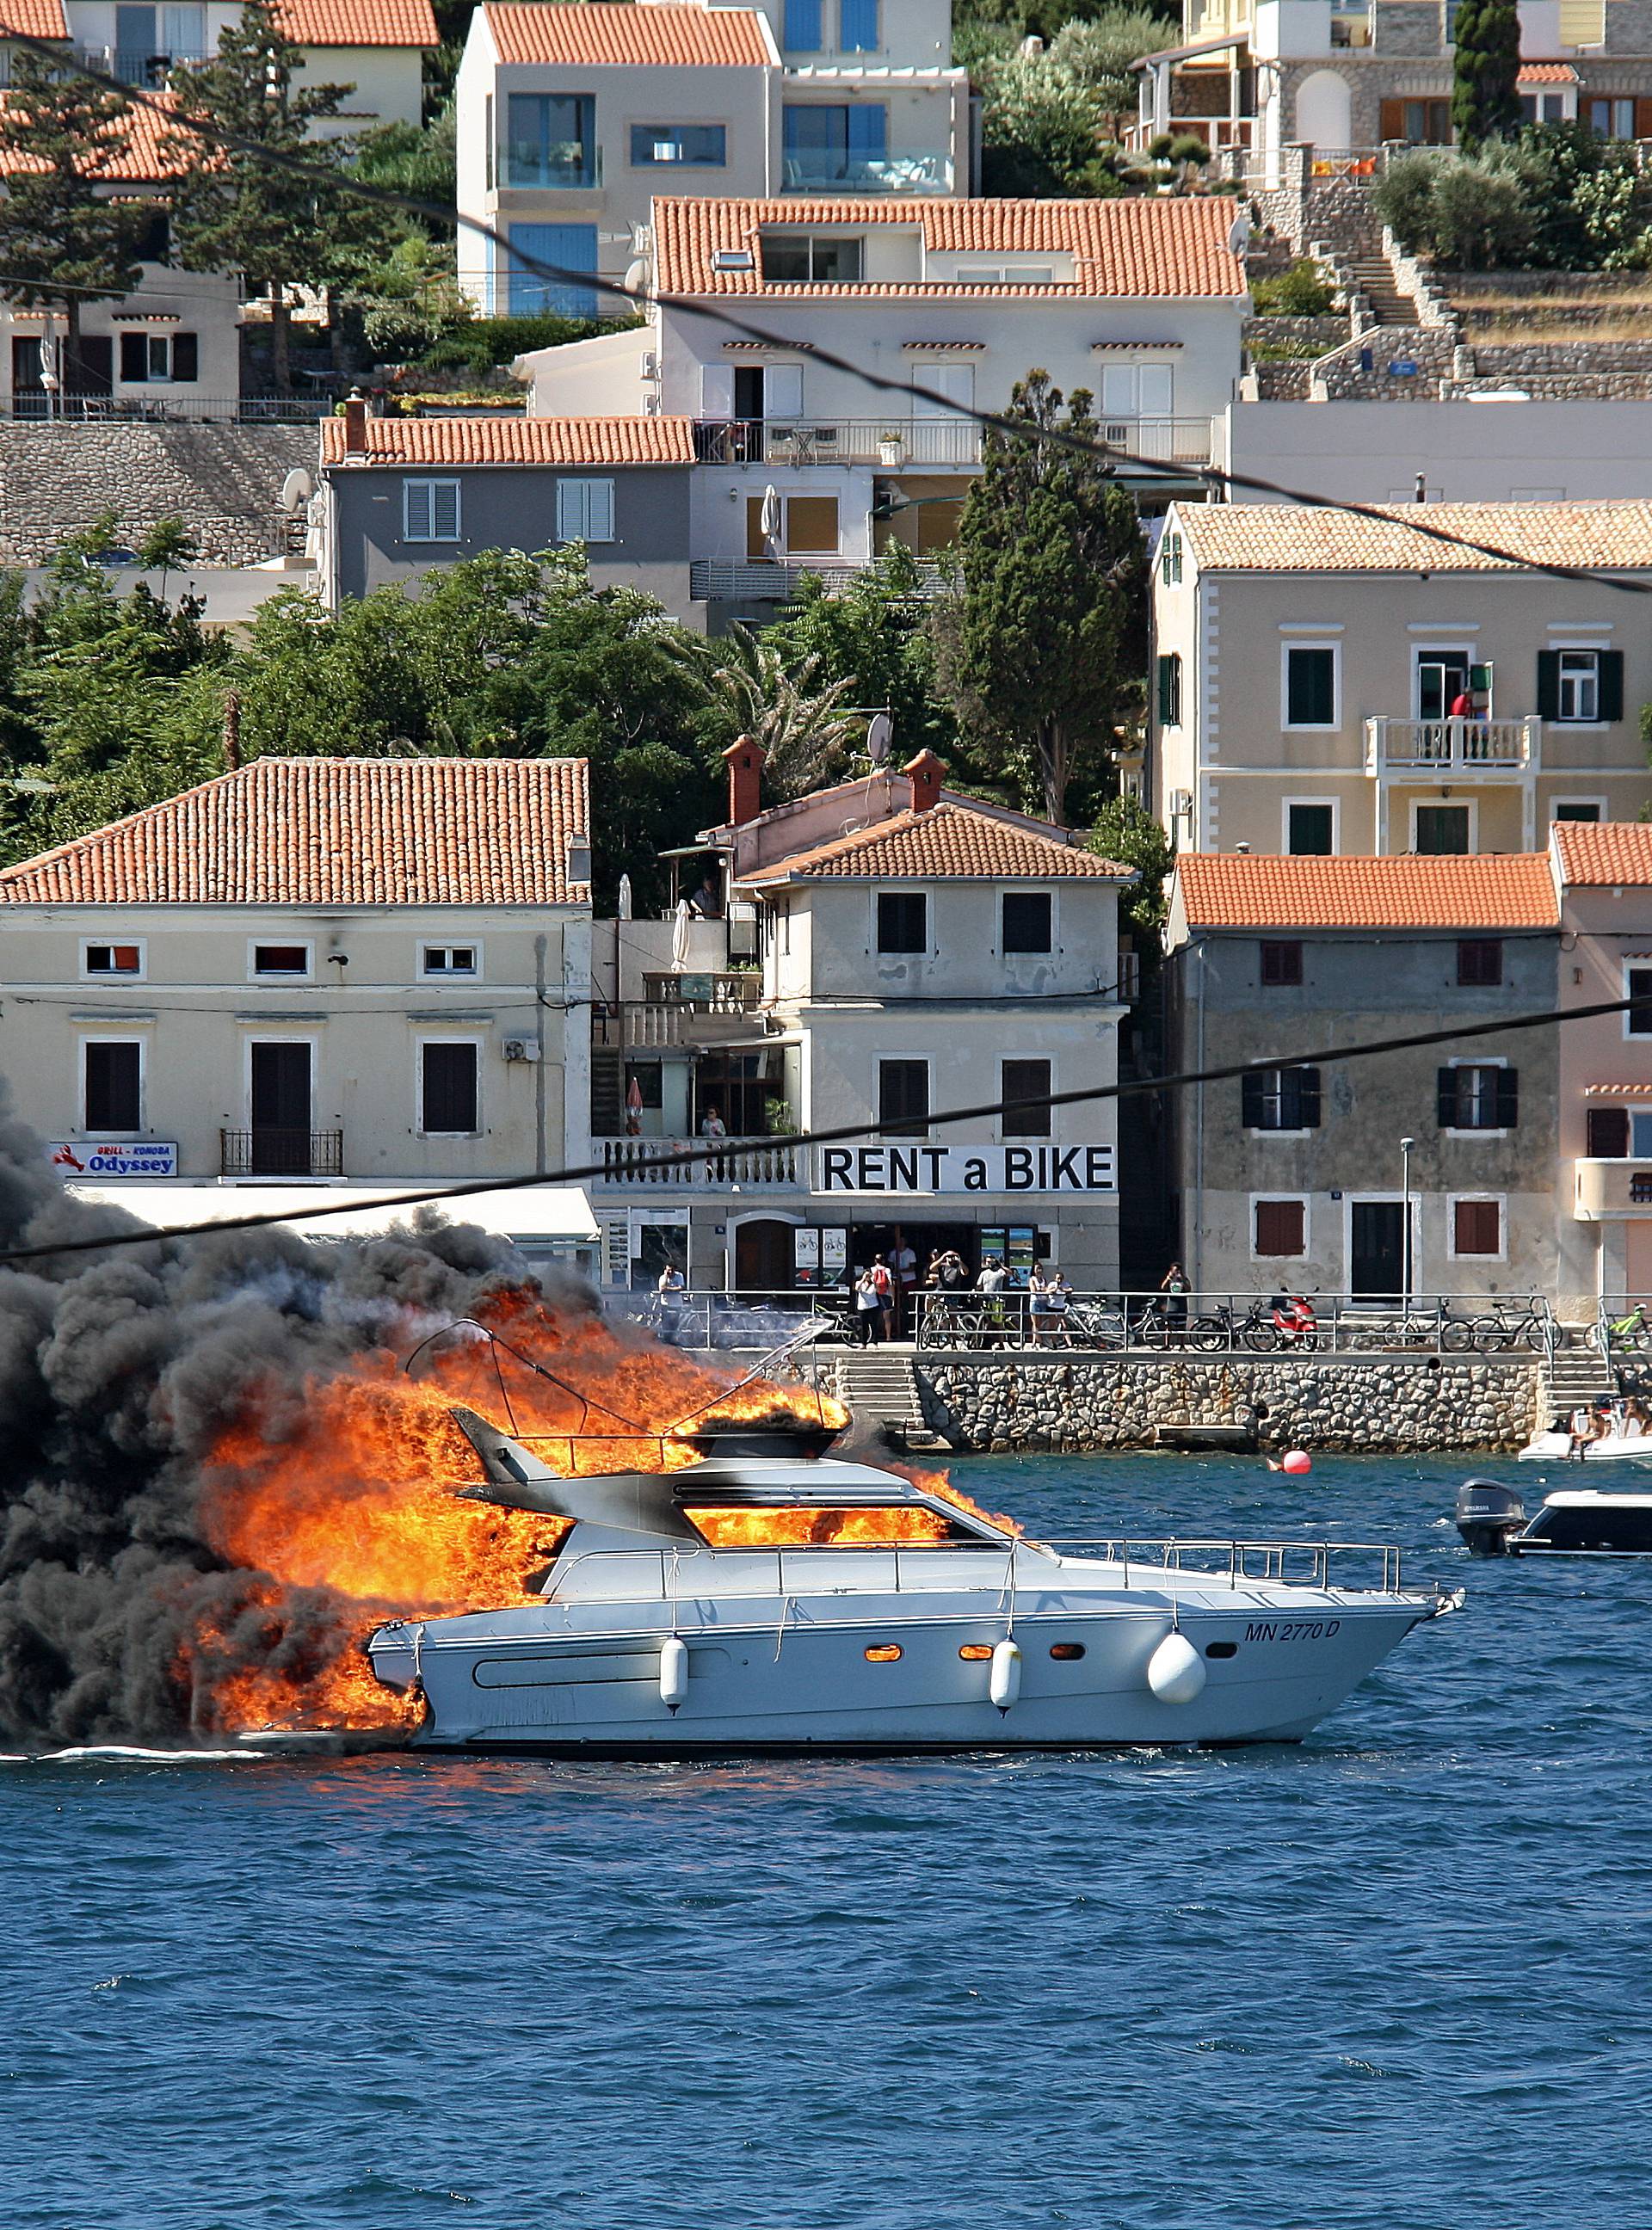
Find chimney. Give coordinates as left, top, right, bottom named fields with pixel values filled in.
left=903, top=748, right=944, bottom=813
left=222, top=687, right=240, bottom=772
left=723, top=735, right=765, bottom=827
left=342, top=387, right=367, bottom=460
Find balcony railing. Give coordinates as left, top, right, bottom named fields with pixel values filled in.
left=221, top=1129, right=344, bottom=1178
left=780, top=149, right=952, bottom=193
left=504, top=143, right=601, bottom=189
left=76, top=44, right=210, bottom=82
left=593, top=977, right=761, bottom=1050
left=690, top=557, right=949, bottom=601
left=1097, top=416, right=1216, bottom=466
left=693, top=416, right=982, bottom=468
left=597, top=1137, right=802, bottom=1188
left=4, top=395, right=330, bottom=423
left=1365, top=715, right=1540, bottom=773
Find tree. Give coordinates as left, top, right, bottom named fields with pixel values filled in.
left=166, top=2, right=387, bottom=391
left=938, top=371, right=1147, bottom=826
left=0, top=54, right=151, bottom=391
left=665, top=625, right=864, bottom=798
left=757, top=546, right=955, bottom=767
left=1452, top=0, right=1521, bottom=150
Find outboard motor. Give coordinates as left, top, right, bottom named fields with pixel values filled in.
left=1456, top=1476, right=1527, bottom=1557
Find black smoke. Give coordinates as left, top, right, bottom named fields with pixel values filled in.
left=0, top=1094, right=599, bottom=1747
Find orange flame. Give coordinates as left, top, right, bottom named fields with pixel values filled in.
left=687, top=1503, right=952, bottom=1547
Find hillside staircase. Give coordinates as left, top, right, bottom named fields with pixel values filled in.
left=833, top=1348, right=950, bottom=1454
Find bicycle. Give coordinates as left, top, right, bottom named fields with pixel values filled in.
left=1468, top=1300, right=1555, bottom=1354
left=1597, top=1303, right=1652, bottom=1357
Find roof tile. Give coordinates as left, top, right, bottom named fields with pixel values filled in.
left=0, top=0, right=69, bottom=36
left=0, top=91, right=203, bottom=181
left=743, top=802, right=1131, bottom=883
left=1174, top=852, right=1559, bottom=930
left=484, top=3, right=771, bottom=65
left=1552, top=820, right=1652, bottom=887
left=320, top=414, right=696, bottom=465
left=0, top=758, right=591, bottom=909
left=1178, top=500, right=1652, bottom=574
left=274, top=0, right=439, bottom=42
left=653, top=194, right=1246, bottom=299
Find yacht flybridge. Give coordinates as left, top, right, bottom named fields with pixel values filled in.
left=368, top=1413, right=1460, bottom=1752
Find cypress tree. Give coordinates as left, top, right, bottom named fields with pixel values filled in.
left=1452, top=0, right=1522, bottom=150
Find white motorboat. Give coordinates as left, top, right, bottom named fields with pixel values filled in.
left=367, top=1410, right=1458, bottom=1752
left=1458, top=1475, right=1652, bottom=1555
left=1517, top=1426, right=1652, bottom=1465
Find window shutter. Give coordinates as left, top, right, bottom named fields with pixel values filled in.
left=584, top=479, right=615, bottom=542
left=120, top=332, right=147, bottom=383
left=422, top=1044, right=478, bottom=1133
left=1139, top=362, right=1174, bottom=416
left=1295, top=1066, right=1321, bottom=1129
left=1588, top=1106, right=1630, bottom=1157
left=1495, top=1067, right=1519, bottom=1127
left=1379, top=98, right=1405, bottom=140
left=764, top=363, right=804, bottom=420
left=404, top=479, right=432, bottom=540
left=1254, top=1199, right=1304, bottom=1256
left=1157, top=655, right=1174, bottom=724
left=556, top=479, right=584, bottom=543
left=1454, top=1200, right=1500, bottom=1256
left=1242, top=1071, right=1265, bottom=1128
left=848, top=102, right=887, bottom=155
left=171, top=331, right=198, bottom=381
left=84, top=1041, right=140, bottom=1130
left=432, top=481, right=459, bottom=539
left=784, top=0, right=822, bottom=47
left=1437, top=1067, right=1457, bottom=1127
left=1536, top=650, right=1561, bottom=720
left=1599, top=650, right=1624, bottom=723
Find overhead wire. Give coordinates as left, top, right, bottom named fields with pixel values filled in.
left=2, top=23, right=1651, bottom=596
left=3, top=986, right=1649, bottom=1266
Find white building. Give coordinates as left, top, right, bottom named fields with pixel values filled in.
left=454, top=0, right=971, bottom=317
left=0, top=756, right=600, bottom=1274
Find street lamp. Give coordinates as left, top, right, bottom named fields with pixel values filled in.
left=1400, top=1137, right=1416, bottom=1309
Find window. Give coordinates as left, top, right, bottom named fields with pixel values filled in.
left=840, top=0, right=878, bottom=46
left=629, top=124, right=726, bottom=166
left=1254, top=1198, right=1307, bottom=1257
left=1002, top=893, right=1052, bottom=954
left=1635, top=1110, right=1652, bottom=1158
left=1552, top=800, right=1604, bottom=823
left=506, top=222, right=597, bottom=317
left=952, top=262, right=1055, bottom=281
left=1159, top=528, right=1182, bottom=585
left=1284, top=644, right=1336, bottom=728
left=1457, top=939, right=1502, bottom=987
left=1439, top=1063, right=1517, bottom=1130
left=1002, top=1057, right=1052, bottom=1141
left=781, top=106, right=887, bottom=189
left=783, top=0, right=822, bottom=47
left=1156, top=652, right=1182, bottom=727
left=505, top=94, right=595, bottom=187
left=83, top=1040, right=140, bottom=1131
left=785, top=495, right=839, bottom=554
left=1242, top=1066, right=1321, bottom=1131
left=421, top=1042, right=479, bottom=1135
left=1100, top=363, right=1174, bottom=418
left=555, top=478, right=615, bottom=545
left=1452, top=1198, right=1503, bottom=1258
left=876, top=892, right=926, bottom=953
left=1587, top=1106, right=1630, bottom=1157
left=84, top=942, right=142, bottom=976
left=119, top=330, right=197, bottom=383
left=1260, top=940, right=1303, bottom=987
left=422, top=946, right=478, bottom=976
left=1414, top=804, right=1471, bottom=854
left=1538, top=647, right=1624, bottom=724
left=1285, top=802, right=1335, bottom=856
left=1626, top=964, right=1652, bottom=1036
left=404, top=478, right=461, bottom=543
left=1589, top=95, right=1637, bottom=138
left=760, top=232, right=864, bottom=282
left=878, top=1058, right=928, bottom=1137
left=251, top=944, right=309, bottom=976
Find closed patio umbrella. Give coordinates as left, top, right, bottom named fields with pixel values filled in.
left=671, top=898, right=692, bottom=970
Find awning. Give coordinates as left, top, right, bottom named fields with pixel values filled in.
left=1583, top=1083, right=1652, bottom=1097
left=1092, top=340, right=1184, bottom=351
left=64, top=1180, right=600, bottom=1244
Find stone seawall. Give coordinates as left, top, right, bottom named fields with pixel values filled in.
left=915, top=1353, right=1538, bottom=1454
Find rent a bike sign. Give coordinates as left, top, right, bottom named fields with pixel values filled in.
left=817, top=1144, right=1117, bottom=1194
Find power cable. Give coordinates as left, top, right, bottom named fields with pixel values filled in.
left=2, top=26, right=1650, bottom=599
left=3, top=985, right=1647, bottom=1266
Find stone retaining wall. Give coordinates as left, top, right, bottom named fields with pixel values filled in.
left=0, top=422, right=317, bottom=564
left=915, top=1353, right=1538, bottom=1454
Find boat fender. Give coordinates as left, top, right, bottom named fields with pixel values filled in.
left=659, top=1636, right=689, bottom=1711
left=989, top=1637, right=1022, bottom=1712
left=1146, top=1630, right=1207, bottom=1705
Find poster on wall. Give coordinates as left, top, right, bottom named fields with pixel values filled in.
left=793, top=1227, right=821, bottom=1287
left=49, top=1140, right=178, bottom=1179
left=820, top=1227, right=848, bottom=1286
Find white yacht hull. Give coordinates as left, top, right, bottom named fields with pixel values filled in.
left=1519, top=1431, right=1652, bottom=1465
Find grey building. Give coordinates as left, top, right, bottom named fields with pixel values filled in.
left=1164, top=852, right=1563, bottom=1303
left=316, top=403, right=702, bottom=622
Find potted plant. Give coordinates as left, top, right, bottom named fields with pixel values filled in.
left=878, top=430, right=905, bottom=465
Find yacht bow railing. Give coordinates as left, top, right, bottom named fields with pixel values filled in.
left=1040, top=1537, right=1409, bottom=1592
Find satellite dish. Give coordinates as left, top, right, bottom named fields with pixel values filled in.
left=280, top=468, right=313, bottom=512
left=866, top=712, right=893, bottom=765
left=623, top=257, right=650, bottom=295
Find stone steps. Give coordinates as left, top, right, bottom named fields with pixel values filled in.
left=833, top=1350, right=950, bottom=1452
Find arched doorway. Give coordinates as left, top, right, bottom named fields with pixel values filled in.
left=1294, top=69, right=1353, bottom=151
left=735, top=1217, right=797, bottom=1293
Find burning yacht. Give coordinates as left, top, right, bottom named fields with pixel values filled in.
left=366, top=1410, right=1459, bottom=1752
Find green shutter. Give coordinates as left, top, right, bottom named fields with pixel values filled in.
left=1536, top=650, right=1561, bottom=720
left=1242, top=1071, right=1264, bottom=1127
left=1600, top=650, right=1624, bottom=723
left=1437, top=1067, right=1457, bottom=1127
left=1157, top=655, right=1173, bottom=724
left=1495, top=1068, right=1519, bottom=1128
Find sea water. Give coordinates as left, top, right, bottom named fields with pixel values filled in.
left=3, top=1454, right=1647, bottom=2230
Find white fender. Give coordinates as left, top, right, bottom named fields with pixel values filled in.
left=1146, top=1630, right=1207, bottom=1705
left=989, top=1637, right=1022, bottom=1712
left=659, top=1636, right=689, bottom=1710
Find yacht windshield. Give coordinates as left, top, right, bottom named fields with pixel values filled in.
left=685, top=1504, right=973, bottom=1548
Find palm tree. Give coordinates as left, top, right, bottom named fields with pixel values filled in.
left=670, top=627, right=864, bottom=799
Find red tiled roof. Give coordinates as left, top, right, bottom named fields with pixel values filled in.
left=321, top=414, right=696, bottom=465
left=654, top=195, right=1247, bottom=299
left=1177, top=500, right=1652, bottom=573
left=483, top=2, right=772, bottom=66
left=1518, top=60, right=1579, bottom=81
left=1174, top=852, right=1559, bottom=930
left=0, top=0, right=69, bottom=37
left=1552, top=820, right=1652, bottom=887
left=0, top=92, right=203, bottom=181
left=0, top=758, right=591, bottom=908
left=274, top=0, right=438, bottom=41
left=743, top=803, right=1132, bottom=883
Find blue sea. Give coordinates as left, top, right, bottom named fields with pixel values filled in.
left=5, top=1454, right=1648, bottom=2230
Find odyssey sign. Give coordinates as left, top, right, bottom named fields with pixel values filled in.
left=49, top=1139, right=180, bottom=1179
left=817, top=1143, right=1115, bottom=1195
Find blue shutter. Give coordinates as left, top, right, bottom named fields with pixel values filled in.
left=585, top=479, right=615, bottom=543
left=507, top=224, right=598, bottom=319
left=431, top=481, right=460, bottom=540
left=848, top=103, right=887, bottom=156
left=841, top=0, right=878, bottom=48
left=404, top=479, right=433, bottom=540
left=555, top=479, right=584, bottom=544
left=784, top=0, right=822, bottom=49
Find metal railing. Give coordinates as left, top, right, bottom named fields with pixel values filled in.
left=909, top=1287, right=1556, bottom=1357
left=219, top=1128, right=344, bottom=1178
left=690, top=557, right=949, bottom=601
left=75, top=44, right=211, bottom=82
left=1592, top=1297, right=1652, bottom=1358
left=596, top=1137, right=803, bottom=1190
left=603, top=1288, right=848, bottom=1349
left=693, top=416, right=983, bottom=467
left=504, top=144, right=601, bottom=189
left=1043, top=1537, right=1409, bottom=1593
left=1365, top=714, right=1539, bottom=773
left=780, top=149, right=952, bottom=193
left=5, top=394, right=330, bottom=423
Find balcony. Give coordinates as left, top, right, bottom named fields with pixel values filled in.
left=780, top=149, right=952, bottom=193
left=77, top=44, right=210, bottom=82
left=1097, top=416, right=1217, bottom=468
left=1575, top=1158, right=1652, bottom=1220
left=597, top=1137, right=803, bottom=1189
left=504, top=143, right=601, bottom=189
left=220, top=1129, right=344, bottom=1179
left=690, top=557, right=949, bottom=602
left=593, top=976, right=761, bottom=1050
left=1364, top=715, right=1540, bottom=775
left=693, top=416, right=982, bottom=469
